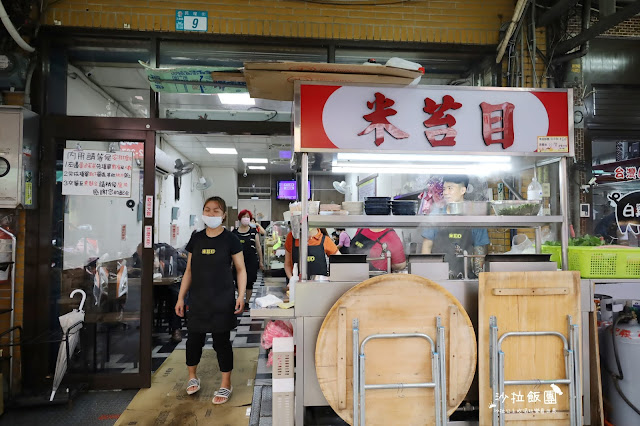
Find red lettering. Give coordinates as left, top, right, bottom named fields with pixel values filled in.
left=480, top=102, right=516, bottom=149
left=358, top=92, right=409, bottom=146
left=423, top=95, right=462, bottom=147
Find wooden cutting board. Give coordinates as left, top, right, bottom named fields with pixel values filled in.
left=478, top=271, right=581, bottom=426
left=315, top=274, right=476, bottom=426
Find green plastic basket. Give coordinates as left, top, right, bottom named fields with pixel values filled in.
left=541, top=245, right=562, bottom=269
left=567, top=247, right=640, bottom=278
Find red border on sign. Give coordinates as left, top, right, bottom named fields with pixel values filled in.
left=531, top=92, right=569, bottom=137
left=300, top=84, right=340, bottom=150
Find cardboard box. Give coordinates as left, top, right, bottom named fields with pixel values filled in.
left=243, top=61, right=423, bottom=101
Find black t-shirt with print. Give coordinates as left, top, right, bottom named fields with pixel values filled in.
left=185, top=228, right=243, bottom=333
left=232, top=227, right=259, bottom=266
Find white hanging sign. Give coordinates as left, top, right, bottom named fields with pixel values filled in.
left=294, top=83, right=573, bottom=156
left=62, top=150, right=133, bottom=197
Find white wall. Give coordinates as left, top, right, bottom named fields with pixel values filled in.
left=200, top=167, right=238, bottom=208
left=67, top=76, right=130, bottom=117
left=155, top=142, right=204, bottom=248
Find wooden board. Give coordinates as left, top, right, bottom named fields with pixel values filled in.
left=478, top=271, right=581, bottom=426
left=316, top=274, right=476, bottom=426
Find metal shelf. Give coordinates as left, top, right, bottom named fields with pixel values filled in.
left=308, top=214, right=564, bottom=228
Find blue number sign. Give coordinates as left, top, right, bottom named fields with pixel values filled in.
left=175, top=10, right=208, bottom=32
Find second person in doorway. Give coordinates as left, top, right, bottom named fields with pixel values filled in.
left=233, top=209, right=264, bottom=310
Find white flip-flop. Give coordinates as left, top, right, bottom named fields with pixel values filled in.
left=186, top=377, right=200, bottom=395
left=212, top=385, right=233, bottom=404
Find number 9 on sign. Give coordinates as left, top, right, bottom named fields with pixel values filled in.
left=184, top=15, right=207, bottom=32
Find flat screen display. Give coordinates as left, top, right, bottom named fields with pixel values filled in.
left=277, top=180, right=311, bottom=200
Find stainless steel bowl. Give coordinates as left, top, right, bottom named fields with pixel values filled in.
left=447, top=201, right=490, bottom=215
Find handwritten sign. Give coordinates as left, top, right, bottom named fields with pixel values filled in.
left=144, top=226, right=153, bottom=248
left=62, top=150, right=133, bottom=197
left=145, top=195, right=154, bottom=218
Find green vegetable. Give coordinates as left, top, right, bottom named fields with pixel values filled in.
left=496, top=203, right=540, bottom=216
left=544, top=235, right=603, bottom=247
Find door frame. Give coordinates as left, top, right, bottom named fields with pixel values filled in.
left=33, top=117, right=155, bottom=389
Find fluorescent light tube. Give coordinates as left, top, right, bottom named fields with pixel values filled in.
left=242, top=158, right=268, bottom=164
left=332, top=161, right=511, bottom=172
left=217, top=92, right=255, bottom=105
left=248, top=165, right=266, bottom=170
left=206, top=147, right=238, bottom=155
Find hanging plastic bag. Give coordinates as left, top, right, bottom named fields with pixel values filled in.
left=261, top=320, right=294, bottom=366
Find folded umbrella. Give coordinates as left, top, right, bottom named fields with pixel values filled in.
left=50, top=289, right=86, bottom=401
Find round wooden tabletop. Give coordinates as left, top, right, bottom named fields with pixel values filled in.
left=315, top=274, right=476, bottom=425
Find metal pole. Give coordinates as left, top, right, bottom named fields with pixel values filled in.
left=359, top=352, right=366, bottom=425
left=438, top=322, right=447, bottom=425
left=490, top=317, right=499, bottom=425
left=535, top=227, right=542, bottom=254
left=559, top=157, right=570, bottom=270
left=498, top=350, right=505, bottom=426
left=353, top=319, right=360, bottom=426
left=300, top=152, right=309, bottom=280
left=433, top=352, right=442, bottom=426
left=572, top=324, right=582, bottom=426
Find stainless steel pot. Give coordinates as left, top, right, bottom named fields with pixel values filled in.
left=447, top=201, right=490, bottom=215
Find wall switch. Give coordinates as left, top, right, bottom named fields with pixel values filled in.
left=580, top=203, right=590, bottom=218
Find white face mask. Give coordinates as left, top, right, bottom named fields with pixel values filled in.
left=249, top=222, right=257, bottom=228
left=240, top=217, right=251, bottom=226
left=202, top=215, right=223, bottom=229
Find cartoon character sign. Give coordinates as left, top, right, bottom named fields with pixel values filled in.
left=608, top=191, right=640, bottom=235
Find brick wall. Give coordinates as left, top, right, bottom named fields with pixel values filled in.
left=44, top=0, right=515, bottom=44
left=568, top=12, right=640, bottom=38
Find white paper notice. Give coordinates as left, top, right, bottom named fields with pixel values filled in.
left=537, top=136, right=569, bottom=153
left=144, top=226, right=153, bottom=248
left=62, top=149, right=133, bottom=197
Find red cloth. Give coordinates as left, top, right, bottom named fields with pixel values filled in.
left=356, top=228, right=406, bottom=270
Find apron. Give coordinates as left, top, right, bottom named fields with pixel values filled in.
left=433, top=227, right=474, bottom=279
left=292, top=234, right=329, bottom=276
left=350, top=229, right=392, bottom=271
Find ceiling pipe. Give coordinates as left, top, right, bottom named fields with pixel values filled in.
left=555, top=0, right=640, bottom=54
left=0, top=0, right=35, bottom=52
left=552, top=0, right=591, bottom=64
left=496, top=0, right=530, bottom=63
left=536, top=0, right=580, bottom=27
left=68, top=64, right=137, bottom=117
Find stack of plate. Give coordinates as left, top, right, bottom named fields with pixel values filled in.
left=364, top=197, right=391, bottom=215
left=342, top=201, right=363, bottom=215
left=391, top=200, right=418, bottom=215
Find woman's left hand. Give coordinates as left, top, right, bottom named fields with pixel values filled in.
left=234, top=297, right=244, bottom=314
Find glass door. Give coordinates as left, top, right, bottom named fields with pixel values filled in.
left=45, top=134, right=153, bottom=389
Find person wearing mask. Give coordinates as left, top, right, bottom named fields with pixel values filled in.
left=250, top=217, right=266, bottom=236
left=336, top=228, right=351, bottom=254
left=232, top=209, right=264, bottom=310
left=421, top=175, right=489, bottom=279
left=284, top=218, right=340, bottom=279
left=175, top=196, right=246, bottom=404
left=350, top=228, right=406, bottom=271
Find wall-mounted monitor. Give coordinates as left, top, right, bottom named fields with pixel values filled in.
left=276, top=180, right=311, bottom=200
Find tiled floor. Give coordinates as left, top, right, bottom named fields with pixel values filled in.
left=3, top=273, right=349, bottom=425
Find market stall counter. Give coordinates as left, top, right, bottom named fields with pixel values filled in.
left=250, top=273, right=596, bottom=425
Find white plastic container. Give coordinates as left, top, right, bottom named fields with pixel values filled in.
left=385, top=57, right=425, bottom=73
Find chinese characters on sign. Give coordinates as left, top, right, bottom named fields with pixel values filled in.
left=608, top=191, right=640, bottom=236
left=358, top=92, right=409, bottom=146
left=62, top=149, right=133, bottom=197
left=614, top=166, right=639, bottom=180
left=489, top=385, right=562, bottom=414
left=358, top=93, right=517, bottom=149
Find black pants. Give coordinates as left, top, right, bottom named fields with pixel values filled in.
left=154, top=283, right=182, bottom=331
left=186, top=330, right=233, bottom=372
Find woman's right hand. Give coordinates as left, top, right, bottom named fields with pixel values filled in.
left=175, top=298, right=185, bottom=317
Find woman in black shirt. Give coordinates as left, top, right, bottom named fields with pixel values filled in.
left=232, top=209, right=264, bottom=310
left=175, top=196, right=246, bottom=404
